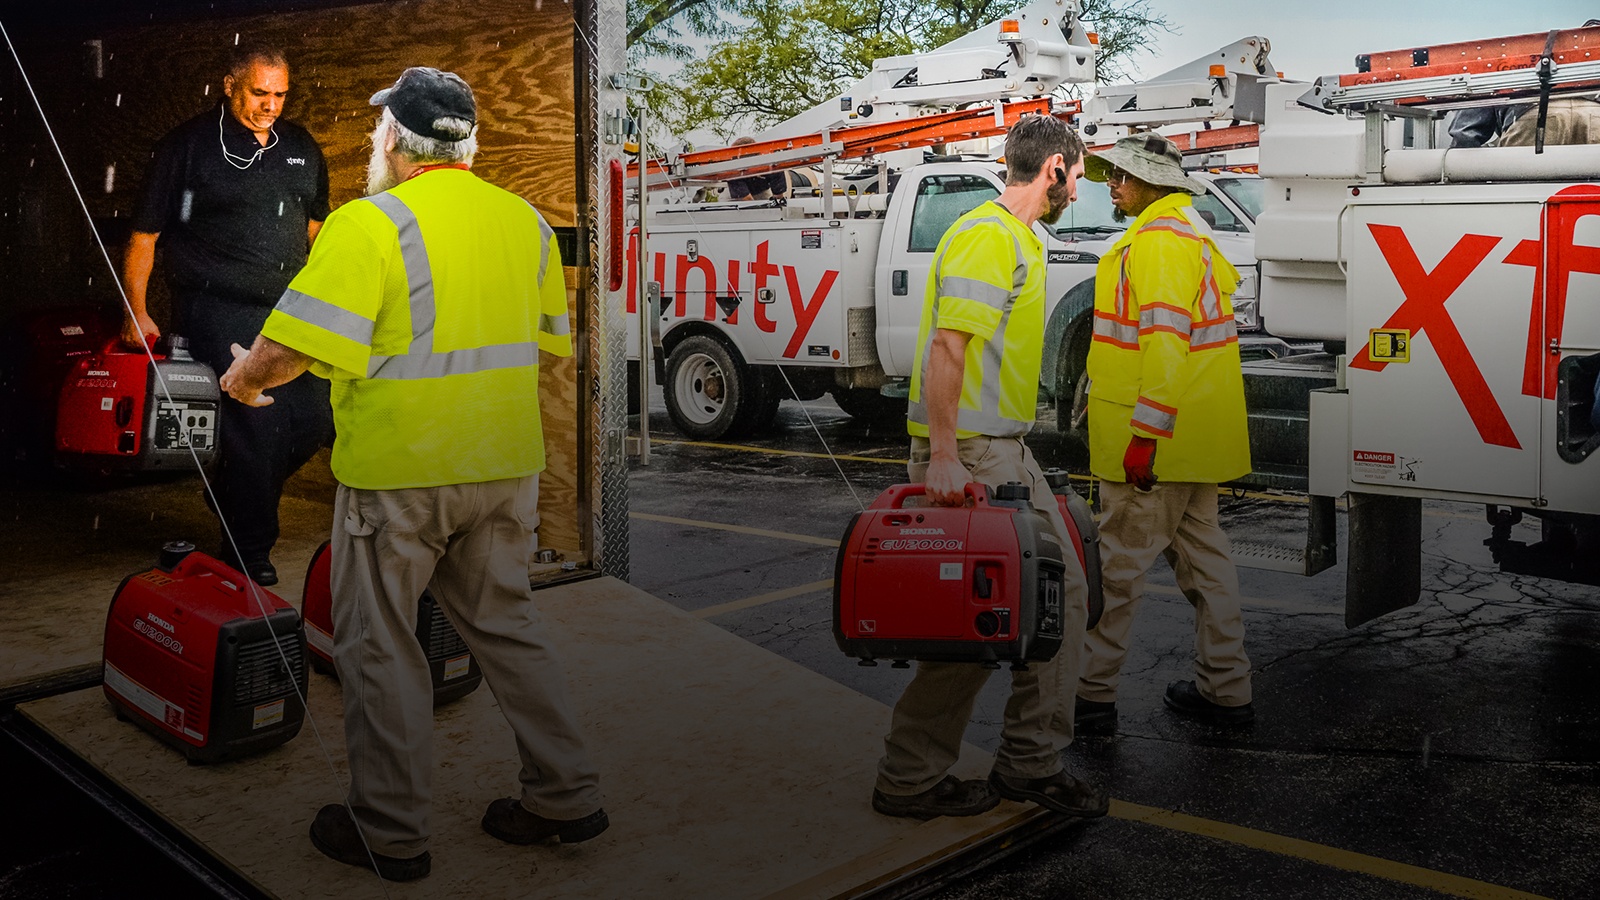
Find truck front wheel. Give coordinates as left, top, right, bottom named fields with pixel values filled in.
left=664, top=335, right=757, bottom=440
left=1055, top=316, right=1092, bottom=462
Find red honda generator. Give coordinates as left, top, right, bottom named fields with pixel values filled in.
left=103, top=541, right=308, bottom=763
left=833, top=480, right=1102, bottom=667
left=0, top=305, right=118, bottom=464
left=301, top=541, right=483, bottom=705
left=56, top=335, right=219, bottom=469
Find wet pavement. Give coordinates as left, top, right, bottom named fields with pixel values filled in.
left=628, top=397, right=1600, bottom=900
left=3, top=394, right=1597, bottom=898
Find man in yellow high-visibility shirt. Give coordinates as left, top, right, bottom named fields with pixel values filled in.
left=220, top=67, right=605, bottom=881
left=873, top=115, right=1109, bottom=821
left=1075, top=133, right=1255, bottom=735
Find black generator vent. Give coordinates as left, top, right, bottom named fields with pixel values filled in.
left=234, top=635, right=306, bottom=705
left=421, top=599, right=468, bottom=660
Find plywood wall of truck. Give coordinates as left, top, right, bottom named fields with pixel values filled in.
left=0, top=0, right=587, bottom=562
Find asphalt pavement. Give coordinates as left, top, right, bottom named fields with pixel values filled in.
left=628, top=396, right=1600, bottom=900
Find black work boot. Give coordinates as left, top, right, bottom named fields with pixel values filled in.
left=309, top=804, right=431, bottom=881
left=1164, top=679, right=1255, bottom=725
left=872, top=775, right=1000, bottom=819
left=481, top=799, right=610, bottom=845
left=989, top=769, right=1110, bottom=817
left=1074, top=697, right=1118, bottom=736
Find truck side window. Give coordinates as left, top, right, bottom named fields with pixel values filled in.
left=908, top=175, right=1000, bottom=253
left=1192, top=192, right=1246, bottom=233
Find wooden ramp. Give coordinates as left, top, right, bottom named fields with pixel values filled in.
left=16, top=576, right=1066, bottom=899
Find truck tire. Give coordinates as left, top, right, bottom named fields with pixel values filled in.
left=1055, top=315, right=1092, bottom=463
left=664, top=335, right=759, bottom=440
left=831, top=387, right=906, bottom=425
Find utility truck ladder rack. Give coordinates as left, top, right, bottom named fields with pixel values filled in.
left=1306, top=26, right=1600, bottom=111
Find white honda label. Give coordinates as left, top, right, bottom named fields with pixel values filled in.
left=443, top=654, right=471, bottom=681
left=104, top=661, right=204, bottom=741
left=304, top=621, right=333, bottom=658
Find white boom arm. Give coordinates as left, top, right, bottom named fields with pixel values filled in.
left=1080, top=35, right=1278, bottom=136
left=757, top=0, right=1095, bottom=140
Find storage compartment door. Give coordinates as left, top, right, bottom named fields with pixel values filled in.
left=1345, top=201, right=1543, bottom=499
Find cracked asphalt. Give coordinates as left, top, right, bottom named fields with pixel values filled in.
left=630, top=397, right=1600, bottom=900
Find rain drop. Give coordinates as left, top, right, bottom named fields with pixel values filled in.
left=115, top=93, right=121, bottom=107
left=233, top=33, right=240, bottom=46
left=204, top=84, right=210, bottom=96
left=277, top=201, right=284, bottom=216
left=104, top=164, right=116, bottom=193
left=180, top=190, right=194, bottom=223
left=93, top=515, right=100, bottom=530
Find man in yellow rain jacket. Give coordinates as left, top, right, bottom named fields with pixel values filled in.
left=220, top=67, right=605, bottom=881
left=1073, top=133, right=1255, bottom=732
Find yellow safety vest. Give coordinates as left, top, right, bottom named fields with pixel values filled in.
left=908, top=200, right=1046, bottom=439
left=1085, top=192, right=1251, bottom=483
left=260, top=169, right=572, bottom=490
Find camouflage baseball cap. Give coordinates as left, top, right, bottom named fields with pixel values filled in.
left=1084, top=132, right=1206, bottom=194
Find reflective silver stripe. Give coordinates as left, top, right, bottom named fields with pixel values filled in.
left=1133, top=400, right=1177, bottom=436
left=367, top=342, right=537, bottom=380
left=1093, top=314, right=1139, bottom=346
left=977, top=302, right=1010, bottom=424
left=540, top=313, right=571, bottom=337
left=365, top=193, right=435, bottom=355
left=1192, top=319, right=1238, bottom=347
left=939, top=275, right=1011, bottom=309
left=906, top=400, right=1032, bottom=438
left=531, top=204, right=554, bottom=284
left=275, top=289, right=374, bottom=346
left=1139, top=305, right=1192, bottom=337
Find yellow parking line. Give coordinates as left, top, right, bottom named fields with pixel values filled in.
left=694, top=579, right=834, bottom=619
left=651, top=437, right=909, bottom=466
left=630, top=512, right=837, bottom=547
left=1112, top=800, right=1550, bottom=900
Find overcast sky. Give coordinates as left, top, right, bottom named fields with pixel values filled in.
left=1122, top=0, right=1597, bottom=83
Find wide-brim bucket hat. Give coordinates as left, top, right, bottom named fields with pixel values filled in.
left=1084, top=132, right=1207, bottom=194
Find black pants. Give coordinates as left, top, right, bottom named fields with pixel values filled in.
left=176, top=292, right=333, bottom=564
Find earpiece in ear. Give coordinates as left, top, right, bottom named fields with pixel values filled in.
left=1055, top=166, right=1067, bottom=184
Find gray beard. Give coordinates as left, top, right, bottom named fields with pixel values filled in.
left=366, top=139, right=400, bottom=196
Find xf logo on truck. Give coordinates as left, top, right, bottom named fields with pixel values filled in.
left=1349, top=186, right=1600, bottom=449
left=626, top=233, right=840, bottom=359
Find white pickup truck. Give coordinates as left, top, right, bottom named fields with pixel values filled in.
left=627, top=160, right=1265, bottom=443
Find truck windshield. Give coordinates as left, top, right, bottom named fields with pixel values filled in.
left=1212, top=176, right=1264, bottom=222
left=1048, top=178, right=1124, bottom=237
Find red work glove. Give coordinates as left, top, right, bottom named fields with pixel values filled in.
left=1123, top=436, right=1159, bottom=490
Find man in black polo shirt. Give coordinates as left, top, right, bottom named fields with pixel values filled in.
left=122, top=42, right=331, bottom=586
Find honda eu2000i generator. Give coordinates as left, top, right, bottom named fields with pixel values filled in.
left=103, top=542, right=308, bottom=763
left=301, top=541, right=483, bottom=705
left=834, top=482, right=1089, bottom=666
left=56, top=335, right=219, bottom=469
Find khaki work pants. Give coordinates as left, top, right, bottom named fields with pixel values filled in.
left=330, top=475, right=601, bottom=857
left=876, top=436, right=1089, bottom=795
left=1079, top=480, right=1252, bottom=706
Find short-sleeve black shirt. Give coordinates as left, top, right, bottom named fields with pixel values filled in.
left=133, top=103, right=330, bottom=306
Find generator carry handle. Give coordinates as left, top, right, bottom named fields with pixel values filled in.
left=873, top=482, right=992, bottom=509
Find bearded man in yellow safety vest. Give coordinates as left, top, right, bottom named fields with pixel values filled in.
left=219, top=67, right=605, bottom=881
left=1073, top=133, right=1256, bottom=733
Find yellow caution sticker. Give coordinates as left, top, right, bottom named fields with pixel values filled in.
left=1368, top=329, right=1410, bottom=363
left=253, top=699, right=285, bottom=730
left=444, top=654, right=472, bottom=681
